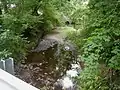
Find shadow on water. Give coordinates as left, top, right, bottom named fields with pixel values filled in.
left=15, top=41, right=80, bottom=90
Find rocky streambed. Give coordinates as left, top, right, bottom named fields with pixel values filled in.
left=15, top=27, right=81, bottom=90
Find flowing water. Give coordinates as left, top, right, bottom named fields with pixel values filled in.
left=15, top=27, right=81, bottom=90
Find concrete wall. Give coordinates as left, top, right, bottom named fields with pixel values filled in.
left=0, top=69, right=39, bottom=90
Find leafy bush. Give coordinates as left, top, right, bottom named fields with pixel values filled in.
left=0, top=0, right=63, bottom=60
left=0, top=29, right=27, bottom=60
left=76, top=0, right=120, bottom=89
left=68, top=0, right=120, bottom=89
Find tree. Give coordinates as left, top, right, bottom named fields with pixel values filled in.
left=77, top=0, right=120, bottom=89
left=0, top=0, right=63, bottom=60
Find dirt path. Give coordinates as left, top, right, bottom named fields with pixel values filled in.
left=44, top=27, right=76, bottom=43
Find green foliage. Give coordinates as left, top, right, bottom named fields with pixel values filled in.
left=0, top=0, right=64, bottom=60
left=68, top=0, right=120, bottom=89
left=0, top=29, right=27, bottom=60
left=74, top=0, right=120, bottom=89
left=40, top=2, right=62, bottom=32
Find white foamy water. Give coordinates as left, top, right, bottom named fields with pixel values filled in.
left=55, top=64, right=81, bottom=90
left=66, top=69, right=78, bottom=77
left=62, top=77, right=73, bottom=89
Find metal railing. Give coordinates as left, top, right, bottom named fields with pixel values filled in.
left=0, top=58, right=14, bottom=75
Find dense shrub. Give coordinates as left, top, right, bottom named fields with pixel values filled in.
left=0, top=0, right=62, bottom=60
left=67, top=0, right=120, bottom=89
left=76, top=0, right=120, bottom=89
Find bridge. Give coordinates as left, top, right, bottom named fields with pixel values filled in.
left=0, top=58, right=39, bottom=90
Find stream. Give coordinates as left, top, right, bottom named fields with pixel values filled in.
left=15, top=27, right=81, bottom=90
